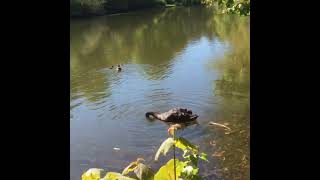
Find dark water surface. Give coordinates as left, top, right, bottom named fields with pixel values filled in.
left=71, top=6, right=249, bottom=180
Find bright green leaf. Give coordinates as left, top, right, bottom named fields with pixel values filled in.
left=154, top=159, right=186, bottom=180
left=199, top=152, right=208, bottom=162
left=155, top=137, right=174, bottom=161
left=122, top=161, right=139, bottom=175
left=102, top=172, right=136, bottom=180
left=82, top=168, right=106, bottom=180
left=182, top=149, right=189, bottom=158
left=192, top=168, right=199, bottom=175
left=175, top=137, right=198, bottom=154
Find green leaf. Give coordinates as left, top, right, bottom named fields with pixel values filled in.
left=181, top=166, right=202, bottom=179
left=134, top=163, right=154, bottom=180
left=155, top=137, right=174, bottom=161
left=82, top=168, right=106, bottom=180
left=183, top=154, right=198, bottom=167
left=102, top=172, right=137, bottom=180
left=122, top=161, right=139, bottom=176
left=192, top=168, right=199, bottom=175
left=175, top=137, right=198, bottom=154
left=154, top=159, right=186, bottom=180
left=199, top=152, right=208, bottom=162
left=182, top=149, right=189, bottom=158
left=188, top=174, right=203, bottom=180
left=189, top=154, right=199, bottom=166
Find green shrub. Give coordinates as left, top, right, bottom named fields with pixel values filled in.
left=201, top=0, right=250, bottom=15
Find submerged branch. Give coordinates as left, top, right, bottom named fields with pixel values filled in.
left=208, top=121, right=232, bottom=131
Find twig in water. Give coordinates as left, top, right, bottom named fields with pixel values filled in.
left=209, top=122, right=232, bottom=131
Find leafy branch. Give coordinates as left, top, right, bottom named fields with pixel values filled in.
left=82, top=124, right=208, bottom=180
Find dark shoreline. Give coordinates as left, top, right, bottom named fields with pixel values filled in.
left=70, top=4, right=201, bottom=19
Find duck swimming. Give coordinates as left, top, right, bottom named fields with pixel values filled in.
left=146, top=108, right=198, bottom=122
left=116, top=64, right=122, bottom=72
left=109, top=64, right=122, bottom=71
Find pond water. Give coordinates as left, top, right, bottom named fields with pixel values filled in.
left=71, top=6, right=249, bottom=180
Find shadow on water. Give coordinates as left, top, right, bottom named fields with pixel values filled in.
left=70, top=6, right=249, bottom=180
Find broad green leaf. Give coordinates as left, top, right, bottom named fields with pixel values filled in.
left=102, top=172, right=136, bottom=180
left=155, top=137, right=174, bottom=161
left=134, top=163, right=154, bottom=180
left=154, top=159, right=186, bottom=180
left=175, top=137, right=198, bottom=154
left=122, top=161, right=139, bottom=175
left=82, top=168, right=106, bottom=180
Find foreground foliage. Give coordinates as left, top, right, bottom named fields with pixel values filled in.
left=82, top=125, right=208, bottom=180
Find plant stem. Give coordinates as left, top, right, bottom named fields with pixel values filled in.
left=173, top=129, right=176, bottom=180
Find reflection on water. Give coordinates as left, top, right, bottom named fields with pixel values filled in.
left=70, top=7, right=249, bottom=180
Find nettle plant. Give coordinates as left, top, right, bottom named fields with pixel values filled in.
left=82, top=124, right=208, bottom=180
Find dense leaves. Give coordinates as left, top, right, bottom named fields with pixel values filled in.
left=201, top=0, right=250, bottom=15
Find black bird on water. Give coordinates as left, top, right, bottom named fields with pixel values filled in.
left=116, top=64, right=122, bottom=72
left=109, top=64, right=122, bottom=72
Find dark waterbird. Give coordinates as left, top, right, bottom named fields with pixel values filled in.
left=116, top=64, right=122, bottom=72
left=109, top=64, right=122, bottom=72
left=145, top=108, right=198, bottom=122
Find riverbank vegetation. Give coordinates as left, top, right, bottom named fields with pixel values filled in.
left=201, top=0, right=250, bottom=15
left=70, top=0, right=249, bottom=17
